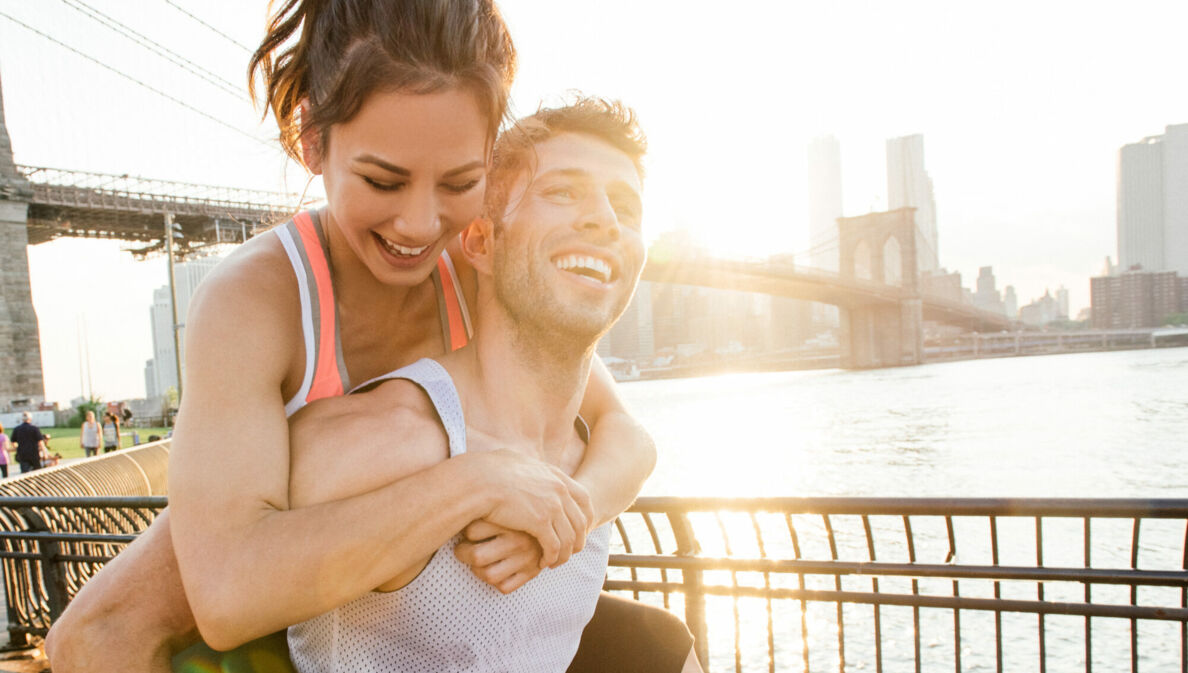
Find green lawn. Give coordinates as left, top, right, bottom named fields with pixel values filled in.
left=38, top=427, right=172, bottom=460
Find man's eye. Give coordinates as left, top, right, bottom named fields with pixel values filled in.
left=363, top=176, right=404, bottom=192
left=547, top=187, right=577, bottom=200
left=443, top=179, right=481, bottom=195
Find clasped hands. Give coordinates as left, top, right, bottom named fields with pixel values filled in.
left=455, top=449, right=595, bottom=594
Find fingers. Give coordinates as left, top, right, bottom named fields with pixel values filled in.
left=548, top=509, right=577, bottom=569
left=462, top=520, right=504, bottom=542
left=463, top=549, right=543, bottom=594
left=497, top=571, right=536, bottom=595
left=455, top=529, right=535, bottom=568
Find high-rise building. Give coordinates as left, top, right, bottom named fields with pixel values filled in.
left=973, top=266, right=1004, bottom=315
left=596, top=279, right=655, bottom=363
left=1117, top=123, right=1188, bottom=275
left=886, top=134, right=939, bottom=273
left=1003, top=286, right=1018, bottom=319
left=1055, top=286, right=1070, bottom=320
left=807, top=135, right=843, bottom=272
left=144, top=256, right=223, bottom=399
left=1019, top=290, right=1060, bottom=327
left=1090, top=269, right=1186, bottom=328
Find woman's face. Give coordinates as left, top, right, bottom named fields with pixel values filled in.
left=86, top=411, right=95, bottom=422
left=312, top=87, right=489, bottom=287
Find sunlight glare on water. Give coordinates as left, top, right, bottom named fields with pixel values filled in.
left=623, top=348, right=1188, bottom=498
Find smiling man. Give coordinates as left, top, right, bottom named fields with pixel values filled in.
left=279, top=98, right=700, bottom=672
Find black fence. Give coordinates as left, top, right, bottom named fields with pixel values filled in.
left=0, top=460, right=1185, bottom=671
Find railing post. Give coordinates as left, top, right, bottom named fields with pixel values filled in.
left=1, top=558, right=29, bottom=648
left=667, top=511, right=707, bottom=668
left=19, top=509, right=68, bottom=622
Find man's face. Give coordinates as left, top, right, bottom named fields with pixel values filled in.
left=492, top=132, right=645, bottom=345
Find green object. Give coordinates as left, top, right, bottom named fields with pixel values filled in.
left=172, top=631, right=295, bottom=673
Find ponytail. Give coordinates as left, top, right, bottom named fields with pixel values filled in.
left=248, top=0, right=517, bottom=167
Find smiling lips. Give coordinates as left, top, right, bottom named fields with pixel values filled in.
left=374, top=232, right=430, bottom=258
left=553, top=254, right=614, bottom=284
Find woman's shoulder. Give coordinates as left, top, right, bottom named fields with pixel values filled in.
left=185, top=222, right=304, bottom=361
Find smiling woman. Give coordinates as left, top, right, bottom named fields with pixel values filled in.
left=41, top=1, right=685, bottom=672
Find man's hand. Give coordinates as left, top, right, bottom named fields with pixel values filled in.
left=455, top=521, right=545, bottom=594
left=468, top=449, right=595, bottom=568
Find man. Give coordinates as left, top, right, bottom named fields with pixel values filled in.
left=279, top=97, right=699, bottom=672
left=10, top=411, right=46, bottom=473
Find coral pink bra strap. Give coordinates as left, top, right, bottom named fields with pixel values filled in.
left=292, top=211, right=345, bottom=401
left=435, top=253, right=470, bottom=352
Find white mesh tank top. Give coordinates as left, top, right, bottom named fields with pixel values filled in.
left=287, top=358, right=611, bottom=673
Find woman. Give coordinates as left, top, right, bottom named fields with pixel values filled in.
left=0, top=423, right=10, bottom=478
left=101, top=412, right=121, bottom=453
left=80, top=410, right=101, bottom=458
left=45, top=1, right=692, bottom=672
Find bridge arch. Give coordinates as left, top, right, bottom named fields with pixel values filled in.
left=837, top=207, right=918, bottom=294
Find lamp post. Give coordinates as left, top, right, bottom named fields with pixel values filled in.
left=165, top=212, right=183, bottom=402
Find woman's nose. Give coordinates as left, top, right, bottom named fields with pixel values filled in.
left=392, top=187, right=442, bottom=241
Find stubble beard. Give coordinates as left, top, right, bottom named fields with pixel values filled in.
left=492, top=245, right=627, bottom=356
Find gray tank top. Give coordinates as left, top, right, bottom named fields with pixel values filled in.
left=287, top=358, right=611, bottom=673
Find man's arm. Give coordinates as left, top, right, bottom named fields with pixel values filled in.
left=45, top=511, right=198, bottom=673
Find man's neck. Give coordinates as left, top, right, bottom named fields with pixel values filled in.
left=442, top=307, right=593, bottom=466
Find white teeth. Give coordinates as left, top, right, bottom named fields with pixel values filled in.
left=378, top=235, right=428, bottom=257
left=553, top=254, right=612, bottom=283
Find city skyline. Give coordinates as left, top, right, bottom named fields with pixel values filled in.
left=2, top=0, right=1186, bottom=403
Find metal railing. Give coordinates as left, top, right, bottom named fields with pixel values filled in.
left=608, top=498, right=1188, bottom=672
left=1, top=492, right=1185, bottom=671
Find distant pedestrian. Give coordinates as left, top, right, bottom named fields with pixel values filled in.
left=80, top=411, right=101, bottom=458
left=0, top=422, right=11, bottom=478
left=101, top=412, right=121, bottom=453
left=10, top=412, right=46, bottom=473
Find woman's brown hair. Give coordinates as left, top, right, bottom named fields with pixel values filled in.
left=249, top=0, right=517, bottom=165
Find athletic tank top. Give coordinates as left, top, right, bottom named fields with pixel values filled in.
left=287, top=358, right=611, bottom=673
left=80, top=421, right=100, bottom=447
left=274, top=210, right=474, bottom=417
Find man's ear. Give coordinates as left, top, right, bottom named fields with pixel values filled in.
left=459, top=216, right=496, bottom=276
left=298, top=100, right=323, bottom=175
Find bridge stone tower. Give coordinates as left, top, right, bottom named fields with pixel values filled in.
left=837, top=207, right=923, bottom=368
left=0, top=73, right=45, bottom=407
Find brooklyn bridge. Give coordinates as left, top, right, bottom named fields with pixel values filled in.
left=0, top=75, right=1009, bottom=409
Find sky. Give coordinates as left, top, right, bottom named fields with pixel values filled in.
left=1, top=0, right=1186, bottom=404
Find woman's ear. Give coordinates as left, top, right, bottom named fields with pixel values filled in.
left=459, top=216, right=496, bottom=276
left=299, top=100, right=323, bottom=175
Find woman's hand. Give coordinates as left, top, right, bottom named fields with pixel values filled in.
left=469, top=449, right=594, bottom=568
left=454, top=521, right=544, bottom=594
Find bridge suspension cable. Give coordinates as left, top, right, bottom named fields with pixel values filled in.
left=164, top=0, right=254, bottom=54
left=0, top=9, right=270, bottom=149
left=59, top=0, right=244, bottom=99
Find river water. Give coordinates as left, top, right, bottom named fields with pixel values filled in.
left=616, top=347, right=1188, bottom=672
left=625, top=347, right=1188, bottom=499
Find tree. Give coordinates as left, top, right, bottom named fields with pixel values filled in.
left=69, top=396, right=104, bottom=427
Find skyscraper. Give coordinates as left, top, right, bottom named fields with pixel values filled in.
left=806, top=135, right=843, bottom=272
left=144, top=256, right=223, bottom=399
left=886, top=134, right=939, bottom=273
left=1117, top=123, right=1188, bottom=275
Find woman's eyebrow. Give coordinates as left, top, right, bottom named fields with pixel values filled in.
left=442, top=160, right=487, bottom=178
left=355, top=154, right=410, bottom=176
left=353, top=156, right=484, bottom=178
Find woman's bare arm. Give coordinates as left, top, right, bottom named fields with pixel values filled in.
left=457, top=356, right=655, bottom=593
left=167, top=259, right=587, bottom=650
left=575, top=356, right=657, bottom=526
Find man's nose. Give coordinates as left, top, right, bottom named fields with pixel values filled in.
left=575, top=192, right=620, bottom=240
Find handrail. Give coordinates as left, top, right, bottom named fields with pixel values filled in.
left=1, top=491, right=1185, bottom=671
